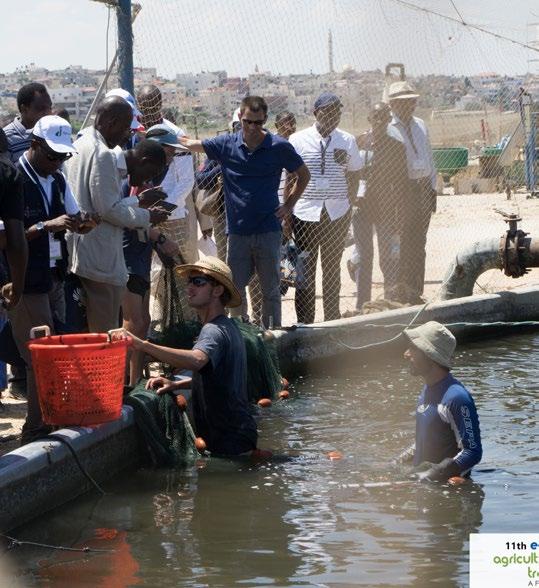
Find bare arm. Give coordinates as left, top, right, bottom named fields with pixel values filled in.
left=128, top=331, right=209, bottom=372
left=276, top=164, right=311, bottom=220
left=179, top=136, right=206, bottom=154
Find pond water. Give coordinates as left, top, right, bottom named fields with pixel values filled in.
left=3, top=333, right=539, bottom=587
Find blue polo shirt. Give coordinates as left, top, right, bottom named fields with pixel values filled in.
left=202, top=131, right=304, bottom=235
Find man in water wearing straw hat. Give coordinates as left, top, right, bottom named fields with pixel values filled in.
left=127, top=257, right=258, bottom=456
left=399, top=321, right=482, bottom=481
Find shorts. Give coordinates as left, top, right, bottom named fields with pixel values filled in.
left=126, top=274, right=150, bottom=298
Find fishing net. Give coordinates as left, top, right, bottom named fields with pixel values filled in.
left=85, top=0, right=539, bottom=324
left=125, top=380, right=198, bottom=466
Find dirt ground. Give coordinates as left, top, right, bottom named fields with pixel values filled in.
left=2, top=188, right=539, bottom=456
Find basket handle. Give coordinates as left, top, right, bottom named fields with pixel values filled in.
left=107, top=328, right=128, bottom=343
left=30, top=325, right=51, bottom=339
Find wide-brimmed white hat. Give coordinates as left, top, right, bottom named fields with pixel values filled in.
left=404, top=321, right=456, bottom=368
left=388, top=81, right=420, bottom=100
left=32, top=115, right=76, bottom=154
left=175, top=256, right=242, bottom=308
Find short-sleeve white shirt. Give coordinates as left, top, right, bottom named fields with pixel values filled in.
left=289, top=124, right=364, bottom=222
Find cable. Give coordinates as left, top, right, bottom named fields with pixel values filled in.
left=387, top=0, right=539, bottom=54
left=449, top=0, right=466, bottom=25
left=36, top=434, right=107, bottom=496
left=0, top=533, right=113, bottom=553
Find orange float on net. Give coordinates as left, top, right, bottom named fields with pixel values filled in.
left=194, top=437, right=207, bottom=453
left=327, top=450, right=343, bottom=461
left=278, top=390, right=290, bottom=400
left=175, top=394, right=187, bottom=411
left=281, top=377, right=290, bottom=390
left=448, top=476, right=467, bottom=486
left=257, top=398, right=272, bottom=408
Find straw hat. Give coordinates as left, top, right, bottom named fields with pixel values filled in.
left=403, top=321, right=456, bottom=369
left=175, top=257, right=242, bottom=308
left=387, top=81, right=420, bottom=100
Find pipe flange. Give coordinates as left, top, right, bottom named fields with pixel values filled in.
left=500, top=229, right=527, bottom=277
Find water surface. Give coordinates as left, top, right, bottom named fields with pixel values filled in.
left=3, top=333, right=538, bottom=587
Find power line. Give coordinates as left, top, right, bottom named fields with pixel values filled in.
left=387, top=0, right=539, bottom=54
left=449, top=0, right=466, bottom=25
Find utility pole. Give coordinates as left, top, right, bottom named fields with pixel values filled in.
left=328, top=29, right=334, bottom=74
left=117, top=0, right=134, bottom=95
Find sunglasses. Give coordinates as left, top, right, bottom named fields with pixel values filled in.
left=187, top=275, right=216, bottom=287
left=38, top=142, right=72, bottom=162
left=242, top=118, right=265, bottom=126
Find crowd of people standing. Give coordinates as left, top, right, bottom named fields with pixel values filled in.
left=0, top=79, right=438, bottom=445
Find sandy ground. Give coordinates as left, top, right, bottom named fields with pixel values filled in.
left=2, top=189, right=539, bottom=456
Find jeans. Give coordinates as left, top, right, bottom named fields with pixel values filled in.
left=293, top=208, right=351, bottom=324
left=227, top=230, right=282, bottom=328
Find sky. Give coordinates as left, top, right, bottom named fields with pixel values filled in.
left=1, top=0, right=539, bottom=78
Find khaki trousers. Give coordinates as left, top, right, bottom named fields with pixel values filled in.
left=79, top=277, right=124, bottom=333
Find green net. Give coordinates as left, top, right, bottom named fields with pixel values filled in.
left=125, top=380, right=198, bottom=467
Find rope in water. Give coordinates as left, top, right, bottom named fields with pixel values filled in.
left=0, top=533, right=114, bottom=553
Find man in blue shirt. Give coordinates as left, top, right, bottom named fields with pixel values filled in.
left=400, top=321, right=482, bottom=482
left=180, top=96, right=310, bottom=327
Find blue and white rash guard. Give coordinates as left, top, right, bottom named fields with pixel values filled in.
left=413, top=373, right=482, bottom=475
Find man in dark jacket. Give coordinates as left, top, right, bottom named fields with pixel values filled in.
left=350, top=102, right=410, bottom=310
left=10, top=115, right=95, bottom=444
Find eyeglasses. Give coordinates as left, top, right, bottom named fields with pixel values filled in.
left=242, top=119, right=265, bottom=126
left=187, top=275, right=216, bottom=287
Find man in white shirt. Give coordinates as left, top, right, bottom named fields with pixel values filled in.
left=289, top=93, right=363, bottom=323
left=388, top=81, right=437, bottom=304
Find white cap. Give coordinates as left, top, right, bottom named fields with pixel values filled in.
left=32, top=115, right=76, bottom=154
left=105, top=88, right=142, bottom=129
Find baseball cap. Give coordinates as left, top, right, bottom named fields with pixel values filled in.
left=32, top=115, right=76, bottom=154
left=105, top=88, right=142, bottom=130
left=314, top=92, right=343, bottom=110
left=146, top=123, right=184, bottom=149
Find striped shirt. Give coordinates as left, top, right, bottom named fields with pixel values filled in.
left=289, top=124, right=364, bottom=222
left=2, top=117, right=32, bottom=164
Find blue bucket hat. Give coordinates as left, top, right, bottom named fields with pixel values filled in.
left=314, top=92, right=343, bottom=110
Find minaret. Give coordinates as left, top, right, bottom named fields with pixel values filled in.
left=328, top=29, right=334, bottom=74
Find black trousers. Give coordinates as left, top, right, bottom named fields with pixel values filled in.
left=293, top=208, right=351, bottom=324
left=400, top=179, right=435, bottom=302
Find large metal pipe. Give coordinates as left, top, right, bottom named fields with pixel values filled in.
left=440, top=228, right=539, bottom=300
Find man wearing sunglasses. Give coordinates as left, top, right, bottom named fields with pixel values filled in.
left=128, top=257, right=258, bottom=457
left=11, top=115, right=96, bottom=444
left=180, top=96, right=310, bottom=328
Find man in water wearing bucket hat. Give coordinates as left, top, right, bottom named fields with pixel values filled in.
left=400, top=321, right=482, bottom=482
left=127, top=257, right=258, bottom=456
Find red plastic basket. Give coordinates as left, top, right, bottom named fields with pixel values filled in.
left=28, top=327, right=131, bottom=426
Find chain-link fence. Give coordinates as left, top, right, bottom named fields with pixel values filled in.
left=126, top=0, right=539, bottom=326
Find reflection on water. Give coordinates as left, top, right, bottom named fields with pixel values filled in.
left=4, top=333, right=539, bottom=587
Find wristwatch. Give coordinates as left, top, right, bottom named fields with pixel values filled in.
left=35, top=221, right=46, bottom=232
left=156, top=234, right=167, bottom=245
